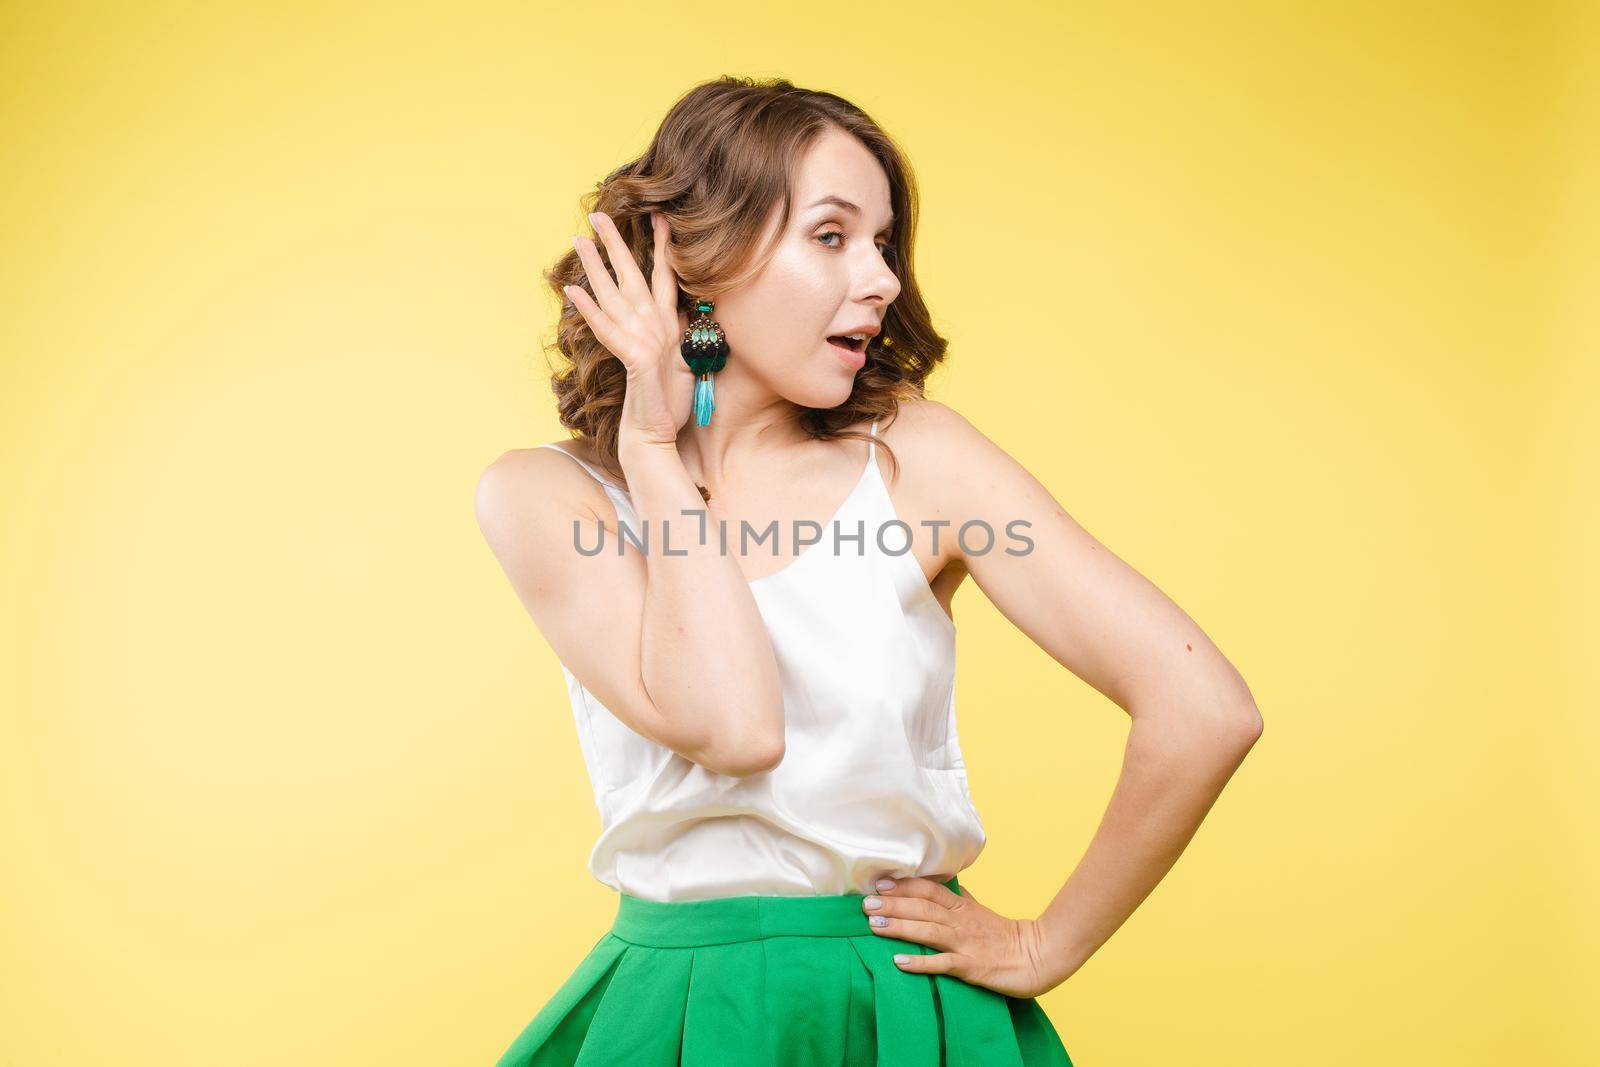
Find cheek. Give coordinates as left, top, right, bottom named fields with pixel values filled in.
left=736, top=246, right=841, bottom=347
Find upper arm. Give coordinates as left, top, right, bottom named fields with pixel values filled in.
left=910, top=402, right=1261, bottom=737
left=474, top=448, right=689, bottom=758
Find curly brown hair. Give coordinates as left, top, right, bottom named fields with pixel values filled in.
left=542, top=75, right=949, bottom=485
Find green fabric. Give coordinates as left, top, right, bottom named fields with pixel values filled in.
left=494, top=875, right=1073, bottom=1066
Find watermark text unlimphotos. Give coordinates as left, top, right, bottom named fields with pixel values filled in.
left=563, top=509, right=1036, bottom=561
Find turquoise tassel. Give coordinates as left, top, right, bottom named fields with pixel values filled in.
left=693, top=373, right=716, bottom=426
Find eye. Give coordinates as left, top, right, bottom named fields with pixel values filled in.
left=816, top=229, right=897, bottom=259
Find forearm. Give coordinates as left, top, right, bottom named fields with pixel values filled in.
left=1030, top=702, right=1262, bottom=992
left=619, top=441, right=785, bottom=776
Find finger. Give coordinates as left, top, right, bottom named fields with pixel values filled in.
left=880, top=876, right=964, bottom=910
left=893, top=950, right=962, bottom=975
left=650, top=213, right=679, bottom=320
left=588, top=211, right=652, bottom=306
left=864, top=894, right=947, bottom=926
left=572, top=234, right=625, bottom=320
left=562, top=284, right=628, bottom=367
left=870, top=915, right=956, bottom=951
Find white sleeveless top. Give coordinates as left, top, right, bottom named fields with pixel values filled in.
left=533, top=420, right=986, bottom=902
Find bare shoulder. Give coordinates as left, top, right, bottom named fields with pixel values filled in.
left=475, top=442, right=591, bottom=510
left=875, top=396, right=996, bottom=488
left=879, top=394, right=1059, bottom=557
left=473, top=442, right=613, bottom=555
left=872, top=397, right=1001, bottom=596
left=880, top=394, right=982, bottom=439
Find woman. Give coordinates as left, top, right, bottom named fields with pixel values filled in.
left=477, top=75, right=1263, bottom=1065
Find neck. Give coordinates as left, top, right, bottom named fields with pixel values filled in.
left=676, top=402, right=804, bottom=491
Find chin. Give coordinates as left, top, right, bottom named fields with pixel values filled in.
left=785, top=378, right=857, bottom=411
left=771, top=350, right=862, bottom=409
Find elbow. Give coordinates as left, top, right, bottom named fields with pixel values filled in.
left=1211, top=668, right=1264, bottom=752
left=1226, top=700, right=1264, bottom=752
left=655, top=699, right=787, bottom=778
left=706, top=736, right=786, bottom=778
left=690, top=723, right=786, bottom=777
left=691, top=699, right=787, bottom=777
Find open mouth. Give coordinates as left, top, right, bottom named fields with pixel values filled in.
left=827, top=334, right=869, bottom=354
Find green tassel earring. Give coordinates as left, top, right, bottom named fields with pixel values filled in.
left=680, top=298, right=729, bottom=427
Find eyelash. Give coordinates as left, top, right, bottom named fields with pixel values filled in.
left=817, top=229, right=896, bottom=258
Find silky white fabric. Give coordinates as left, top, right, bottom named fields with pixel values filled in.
left=533, top=421, right=986, bottom=902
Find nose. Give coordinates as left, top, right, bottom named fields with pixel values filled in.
left=854, top=244, right=902, bottom=307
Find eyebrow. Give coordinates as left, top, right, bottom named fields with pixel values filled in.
left=805, top=194, right=895, bottom=229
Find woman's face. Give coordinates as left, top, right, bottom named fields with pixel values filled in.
left=710, top=126, right=903, bottom=410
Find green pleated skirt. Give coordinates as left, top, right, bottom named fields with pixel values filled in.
left=493, top=875, right=1074, bottom=1066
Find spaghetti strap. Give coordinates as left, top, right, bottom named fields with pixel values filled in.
left=533, top=442, right=624, bottom=492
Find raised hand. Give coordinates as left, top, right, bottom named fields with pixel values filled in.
left=563, top=211, right=697, bottom=452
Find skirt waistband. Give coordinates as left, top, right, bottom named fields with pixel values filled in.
left=612, top=875, right=962, bottom=948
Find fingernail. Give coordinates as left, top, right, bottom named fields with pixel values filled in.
left=572, top=235, right=581, bottom=249
left=894, top=954, right=910, bottom=965
left=863, top=896, right=881, bottom=910
left=869, top=915, right=888, bottom=927
left=587, top=211, right=599, bottom=227
left=876, top=878, right=896, bottom=892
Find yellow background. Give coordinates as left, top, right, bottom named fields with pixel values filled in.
left=2, top=3, right=1593, bottom=1064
